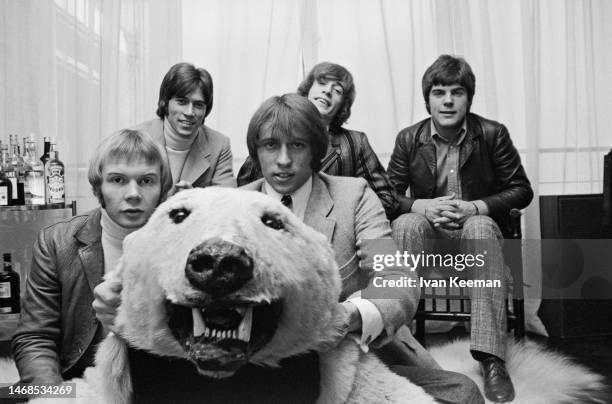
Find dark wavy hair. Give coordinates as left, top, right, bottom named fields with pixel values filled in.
left=422, top=55, right=475, bottom=114
left=297, top=62, right=356, bottom=132
left=246, top=94, right=328, bottom=172
left=156, top=62, right=214, bottom=119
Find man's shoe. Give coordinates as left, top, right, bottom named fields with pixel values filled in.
left=479, top=357, right=516, bottom=403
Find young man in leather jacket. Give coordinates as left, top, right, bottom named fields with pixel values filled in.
left=388, top=54, right=533, bottom=403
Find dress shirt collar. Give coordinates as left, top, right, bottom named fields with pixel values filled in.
left=430, top=119, right=468, bottom=145
left=263, top=175, right=313, bottom=221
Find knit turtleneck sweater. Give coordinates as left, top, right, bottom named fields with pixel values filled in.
left=163, top=119, right=198, bottom=183
left=101, top=209, right=138, bottom=274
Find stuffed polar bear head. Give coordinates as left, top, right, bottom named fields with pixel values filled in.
left=113, top=187, right=344, bottom=378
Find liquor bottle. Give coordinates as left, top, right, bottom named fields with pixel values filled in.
left=40, top=136, right=51, bottom=165
left=24, top=140, right=45, bottom=205
left=8, top=134, right=16, bottom=152
left=0, top=253, right=20, bottom=314
left=1, top=149, right=19, bottom=205
left=9, top=138, right=25, bottom=205
left=0, top=165, right=12, bottom=206
left=45, top=142, right=65, bottom=204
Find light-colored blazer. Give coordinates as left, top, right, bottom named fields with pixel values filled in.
left=242, top=173, right=419, bottom=346
left=132, top=119, right=236, bottom=188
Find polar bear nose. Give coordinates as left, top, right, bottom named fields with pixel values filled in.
left=185, top=238, right=254, bottom=296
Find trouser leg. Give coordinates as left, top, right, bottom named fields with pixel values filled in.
left=391, top=213, right=436, bottom=255
left=460, top=215, right=507, bottom=360
left=391, top=365, right=485, bottom=404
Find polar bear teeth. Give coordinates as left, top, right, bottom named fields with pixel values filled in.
left=191, top=307, right=253, bottom=342
left=192, top=308, right=206, bottom=336
left=237, top=306, right=253, bottom=342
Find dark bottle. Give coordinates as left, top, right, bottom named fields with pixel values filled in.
left=40, top=137, right=51, bottom=165
left=9, top=142, right=25, bottom=205
left=6, top=171, right=24, bottom=205
left=0, top=166, right=13, bottom=206
left=2, top=149, right=20, bottom=205
left=0, top=253, right=20, bottom=314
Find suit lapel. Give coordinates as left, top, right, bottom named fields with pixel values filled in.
left=181, top=125, right=211, bottom=184
left=459, top=116, right=479, bottom=169
left=303, top=175, right=336, bottom=243
left=76, top=209, right=104, bottom=293
left=320, top=150, right=340, bottom=172
left=320, top=139, right=341, bottom=173
left=459, top=137, right=474, bottom=169
left=417, top=123, right=437, bottom=178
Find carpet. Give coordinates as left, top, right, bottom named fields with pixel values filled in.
left=430, top=338, right=607, bottom=403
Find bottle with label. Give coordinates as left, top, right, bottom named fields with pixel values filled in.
left=0, top=165, right=12, bottom=206
left=24, top=140, right=45, bottom=205
left=45, top=143, right=65, bottom=204
left=1, top=149, right=19, bottom=205
left=9, top=138, right=25, bottom=205
left=0, top=253, right=20, bottom=314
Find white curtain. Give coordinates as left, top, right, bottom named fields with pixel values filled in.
left=2, top=0, right=611, bottom=333
left=181, top=0, right=310, bottom=161
left=181, top=0, right=612, bottom=335
left=0, top=0, right=182, bottom=212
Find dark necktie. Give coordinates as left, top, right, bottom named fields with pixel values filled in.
left=281, top=195, right=293, bottom=210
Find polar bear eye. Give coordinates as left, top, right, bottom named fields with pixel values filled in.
left=169, top=207, right=191, bottom=224
left=261, top=213, right=284, bottom=230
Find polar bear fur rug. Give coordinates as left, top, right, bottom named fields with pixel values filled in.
left=0, top=187, right=606, bottom=403
left=0, top=338, right=606, bottom=403
left=430, top=339, right=607, bottom=404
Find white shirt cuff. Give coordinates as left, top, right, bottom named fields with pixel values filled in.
left=345, top=297, right=384, bottom=353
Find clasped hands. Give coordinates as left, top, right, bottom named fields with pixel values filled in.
left=424, top=193, right=478, bottom=230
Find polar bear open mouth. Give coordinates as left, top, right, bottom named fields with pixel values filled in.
left=165, top=239, right=283, bottom=376
left=167, top=301, right=282, bottom=376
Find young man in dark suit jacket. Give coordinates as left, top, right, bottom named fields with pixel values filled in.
left=11, top=130, right=173, bottom=384
left=388, top=55, right=533, bottom=403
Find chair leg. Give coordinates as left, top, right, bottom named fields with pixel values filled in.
left=415, top=316, right=425, bottom=345
left=513, top=298, right=525, bottom=340
left=415, top=300, right=426, bottom=344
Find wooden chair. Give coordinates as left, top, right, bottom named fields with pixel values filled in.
left=414, top=209, right=526, bottom=344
